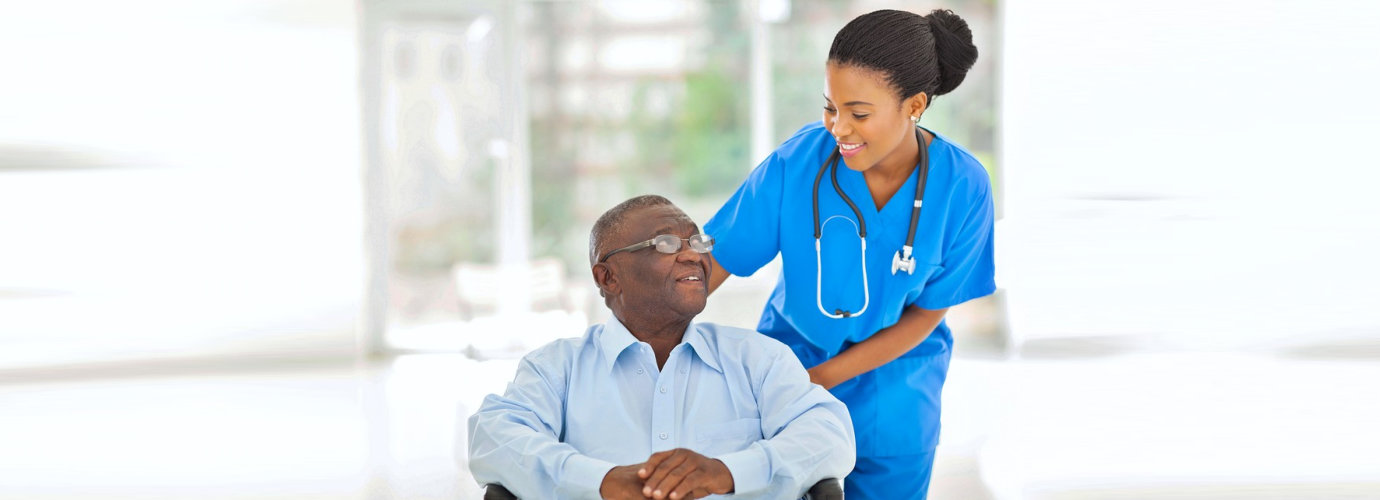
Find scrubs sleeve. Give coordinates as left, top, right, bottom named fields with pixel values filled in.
left=914, top=171, right=996, bottom=310
left=704, top=152, right=786, bottom=277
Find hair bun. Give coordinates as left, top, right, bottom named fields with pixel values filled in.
left=925, top=9, right=978, bottom=96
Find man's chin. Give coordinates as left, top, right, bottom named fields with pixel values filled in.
left=675, top=294, right=708, bottom=316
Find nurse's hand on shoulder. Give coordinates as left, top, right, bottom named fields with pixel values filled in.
left=638, top=448, right=734, bottom=500
left=808, top=363, right=843, bottom=390
left=600, top=464, right=650, bottom=500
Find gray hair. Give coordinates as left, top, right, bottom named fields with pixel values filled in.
left=588, top=194, right=675, bottom=266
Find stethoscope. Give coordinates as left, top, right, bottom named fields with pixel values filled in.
left=811, top=126, right=930, bottom=319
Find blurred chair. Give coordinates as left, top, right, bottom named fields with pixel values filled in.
left=483, top=478, right=843, bottom=499
left=453, top=257, right=576, bottom=320
left=452, top=262, right=498, bottom=320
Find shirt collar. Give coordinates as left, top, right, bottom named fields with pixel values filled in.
left=681, top=323, right=723, bottom=374
left=597, top=317, right=640, bottom=374
left=596, top=317, right=722, bottom=374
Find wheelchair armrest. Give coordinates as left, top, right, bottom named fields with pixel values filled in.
left=805, top=477, right=843, bottom=500
left=483, top=484, right=518, bottom=500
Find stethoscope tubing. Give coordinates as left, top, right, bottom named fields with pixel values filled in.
left=811, top=126, right=930, bottom=319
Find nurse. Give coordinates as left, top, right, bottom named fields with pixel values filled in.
left=705, top=9, right=994, bottom=500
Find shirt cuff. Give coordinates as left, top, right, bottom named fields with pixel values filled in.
left=715, top=444, right=770, bottom=496
left=559, top=454, right=617, bottom=499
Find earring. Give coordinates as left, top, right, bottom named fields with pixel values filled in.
left=911, top=115, right=920, bottom=125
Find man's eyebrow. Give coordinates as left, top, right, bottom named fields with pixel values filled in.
left=643, top=225, right=675, bottom=237
left=643, top=223, right=701, bottom=238
left=822, top=94, right=873, bottom=107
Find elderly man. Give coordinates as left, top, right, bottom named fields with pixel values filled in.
left=468, top=195, right=855, bottom=500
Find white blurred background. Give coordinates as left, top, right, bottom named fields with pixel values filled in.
left=2, top=0, right=1378, bottom=499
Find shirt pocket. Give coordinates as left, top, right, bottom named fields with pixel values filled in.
left=695, top=418, right=763, bottom=445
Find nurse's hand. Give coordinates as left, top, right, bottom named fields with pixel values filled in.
left=808, top=305, right=951, bottom=391
left=808, top=365, right=842, bottom=390
left=637, top=448, right=733, bottom=500
left=600, top=464, right=651, bottom=500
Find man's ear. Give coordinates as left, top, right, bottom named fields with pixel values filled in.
left=591, top=263, right=620, bottom=298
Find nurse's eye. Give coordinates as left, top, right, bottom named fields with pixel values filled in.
left=853, top=113, right=869, bottom=120
left=823, top=106, right=837, bottom=114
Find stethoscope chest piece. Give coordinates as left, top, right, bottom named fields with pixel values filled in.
left=892, top=246, right=917, bottom=275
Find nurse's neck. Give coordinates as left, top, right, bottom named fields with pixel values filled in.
left=863, top=128, right=932, bottom=209
left=615, top=310, right=691, bottom=370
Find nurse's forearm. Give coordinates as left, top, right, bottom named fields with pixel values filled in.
left=706, top=254, right=732, bottom=295
left=808, top=306, right=948, bottom=389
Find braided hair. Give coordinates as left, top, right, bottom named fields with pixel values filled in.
left=828, top=9, right=979, bottom=108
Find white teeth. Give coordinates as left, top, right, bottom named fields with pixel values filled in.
left=839, top=143, right=862, bottom=151
left=682, top=276, right=701, bottom=281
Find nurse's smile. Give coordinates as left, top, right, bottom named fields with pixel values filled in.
left=838, top=141, right=865, bottom=158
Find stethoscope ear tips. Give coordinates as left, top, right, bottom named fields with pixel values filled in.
left=892, top=250, right=916, bottom=275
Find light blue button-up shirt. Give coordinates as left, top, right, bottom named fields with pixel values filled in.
left=467, top=318, right=855, bottom=499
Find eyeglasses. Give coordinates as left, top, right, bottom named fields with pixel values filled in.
left=599, top=233, right=714, bottom=263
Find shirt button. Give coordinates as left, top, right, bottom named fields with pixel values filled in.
left=680, top=368, right=687, bottom=374
left=659, top=432, right=668, bottom=440
left=659, top=386, right=667, bottom=394
left=636, top=368, right=644, bottom=374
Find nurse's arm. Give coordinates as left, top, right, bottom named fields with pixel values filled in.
left=706, top=253, right=732, bottom=294
left=808, top=305, right=948, bottom=389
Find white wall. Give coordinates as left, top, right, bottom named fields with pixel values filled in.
left=0, top=0, right=364, bottom=370
left=999, top=0, right=1380, bottom=347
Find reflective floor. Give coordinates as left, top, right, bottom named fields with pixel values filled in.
left=1, top=344, right=1376, bottom=499
left=0, top=355, right=509, bottom=500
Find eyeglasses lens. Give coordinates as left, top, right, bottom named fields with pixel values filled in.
left=649, top=234, right=714, bottom=254
left=690, top=234, right=713, bottom=252
left=653, top=235, right=682, bottom=253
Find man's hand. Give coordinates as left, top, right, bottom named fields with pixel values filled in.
left=600, top=464, right=650, bottom=500
left=636, top=448, right=733, bottom=500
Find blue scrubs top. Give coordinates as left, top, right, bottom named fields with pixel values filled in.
left=705, top=121, right=996, bottom=457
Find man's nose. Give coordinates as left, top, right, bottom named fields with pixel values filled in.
left=675, top=244, right=704, bottom=263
